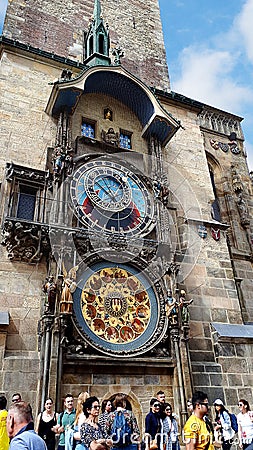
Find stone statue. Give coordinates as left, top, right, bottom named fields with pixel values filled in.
left=43, top=275, right=57, bottom=314
left=60, top=264, right=78, bottom=314
left=101, top=128, right=120, bottom=146
left=231, top=165, right=243, bottom=194
left=165, top=290, right=178, bottom=324
left=112, top=46, right=124, bottom=65
left=178, top=290, right=193, bottom=325
left=236, top=192, right=250, bottom=225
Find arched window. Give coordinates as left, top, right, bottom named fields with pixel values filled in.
left=99, top=34, right=104, bottom=54
left=209, top=166, right=221, bottom=222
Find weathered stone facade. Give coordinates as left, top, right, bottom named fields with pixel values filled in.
left=0, top=0, right=253, bottom=431
left=3, top=0, right=169, bottom=91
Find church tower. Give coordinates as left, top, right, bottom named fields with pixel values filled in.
left=1, top=0, right=253, bottom=427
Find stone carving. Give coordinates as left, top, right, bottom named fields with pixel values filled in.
left=1, top=220, right=44, bottom=263
left=165, top=290, right=178, bottom=325
left=236, top=192, right=250, bottom=226
left=101, top=128, right=120, bottom=146
left=230, top=165, right=250, bottom=227
left=210, top=137, right=240, bottom=155
left=61, top=68, right=72, bottom=80
left=178, top=289, right=193, bottom=325
left=60, top=264, right=78, bottom=314
left=112, top=46, right=124, bottom=65
left=42, top=276, right=57, bottom=314
left=231, top=165, right=243, bottom=194
left=5, top=162, right=46, bottom=184
left=153, top=176, right=170, bottom=206
left=52, top=146, right=74, bottom=182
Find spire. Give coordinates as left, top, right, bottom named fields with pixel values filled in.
left=84, top=0, right=111, bottom=66
left=93, top=0, right=101, bottom=28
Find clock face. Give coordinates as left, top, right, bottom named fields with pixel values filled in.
left=70, top=159, right=154, bottom=236
left=73, top=262, right=165, bottom=357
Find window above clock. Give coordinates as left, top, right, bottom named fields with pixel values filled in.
left=120, top=129, right=132, bottom=149
left=81, top=118, right=96, bottom=138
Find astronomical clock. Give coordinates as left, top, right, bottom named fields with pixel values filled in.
left=70, top=158, right=154, bottom=236
left=69, top=155, right=168, bottom=357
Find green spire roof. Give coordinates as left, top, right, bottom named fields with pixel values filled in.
left=84, top=0, right=111, bottom=66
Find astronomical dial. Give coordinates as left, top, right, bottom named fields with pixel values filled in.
left=70, top=159, right=154, bottom=236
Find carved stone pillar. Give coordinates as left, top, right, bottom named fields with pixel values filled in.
left=40, top=314, right=55, bottom=411
left=170, top=327, right=188, bottom=428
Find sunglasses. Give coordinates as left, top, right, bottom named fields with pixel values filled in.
left=165, top=408, right=171, bottom=412
left=92, top=405, right=100, bottom=409
left=153, top=403, right=160, bottom=407
left=199, top=402, right=209, bottom=406
left=238, top=403, right=244, bottom=407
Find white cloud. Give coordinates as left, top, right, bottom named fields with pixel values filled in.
left=173, top=46, right=253, bottom=113
left=245, top=140, right=253, bottom=172
left=236, top=0, right=253, bottom=63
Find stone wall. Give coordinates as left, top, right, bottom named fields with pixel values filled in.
left=2, top=0, right=170, bottom=91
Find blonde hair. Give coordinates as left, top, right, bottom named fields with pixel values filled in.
left=74, top=392, right=89, bottom=425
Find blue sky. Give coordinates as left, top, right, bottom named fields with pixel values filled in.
left=159, top=0, right=253, bottom=170
left=1, top=0, right=253, bottom=169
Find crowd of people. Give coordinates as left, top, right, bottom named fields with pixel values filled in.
left=1, top=389, right=253, bottom=450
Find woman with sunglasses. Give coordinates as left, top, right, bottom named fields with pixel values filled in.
left=35, top=397, right=58, bottom=450
left=80, top=396, right=112, bottom=450
left=237, top=399, right=253, bottom=449
left=145, top=398, right=163, bottom=450
left=163, top=403, right=180, bottom=450
left=213, top=399, right=234, bottom=450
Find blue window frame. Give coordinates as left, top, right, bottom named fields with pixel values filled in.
left=17, top=185, right=37, bottom=220
left=81, top=119, right=95, bottom=138
left=120, top=130, right=132, bottom=149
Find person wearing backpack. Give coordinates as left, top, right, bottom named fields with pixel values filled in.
left=106, top=393, right=140, bottom=450
left=213, top=399, right=235, bottom=450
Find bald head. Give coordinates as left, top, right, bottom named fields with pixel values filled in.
left=7, top=401, right=33, bottom=438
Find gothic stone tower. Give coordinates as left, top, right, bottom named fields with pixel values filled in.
left=1, top=0, right=253, bottom=427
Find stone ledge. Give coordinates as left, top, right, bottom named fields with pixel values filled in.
left=0, top=311, right=9, bottom=326
left=212, top=322, right=253, bottom=343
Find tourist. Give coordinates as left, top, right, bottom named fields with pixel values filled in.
left=56, top=393, right=76, bottom=450
left=7, top=401, right=47, bottom=449
left=183, top=391, right=214, bottom=450
left=80, top=396, right=112, bottom=450
left=0, top=395, right=9, bottom=450
left=36, top=397, right=58, bottom=450
left=12, top=393, right=22, bottom=403
left=156, top=391, right=166, bottom=420
left=145, top=398, right=163, bottom=450
left=187, top=399, right=193, bottom=415
left=163, top=403, right=180, bottom=450
left=99, top=399, right=112, bottom=432
left=106, top=393, right=140, bottom=450
left=213, top=399, right=234, bottom=450
left=237, top=399, right=253, bottom=449
left=73, top=391, right=90, bottom=449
